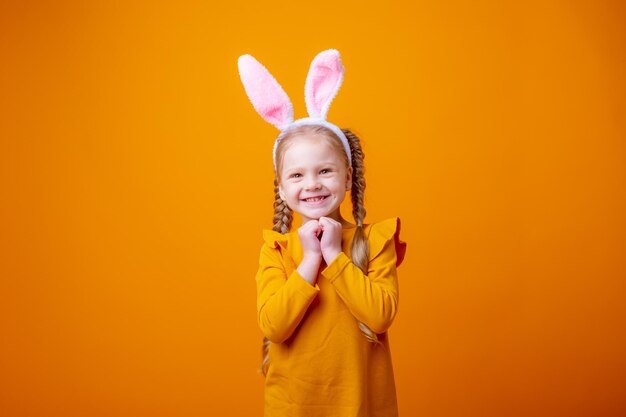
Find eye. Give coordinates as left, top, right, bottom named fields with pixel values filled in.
left=320, top=168, right=332, bottom=174
left=289, top=173, right=302, bottom=178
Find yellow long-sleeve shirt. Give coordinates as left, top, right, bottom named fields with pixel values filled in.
left=256, top=217, right=407, bottom=417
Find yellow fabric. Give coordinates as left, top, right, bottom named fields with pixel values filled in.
left=256, top=217, right=407, bottom=417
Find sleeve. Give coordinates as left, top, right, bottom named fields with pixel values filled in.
left=256, top=242, right=321, bottom=344
left=321, top=217, right=406, bottom=334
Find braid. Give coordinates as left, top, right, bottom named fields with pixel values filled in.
left=272, top=176, right=292, bottom=234
left=259, top=175, right=293, bottom=377
left=344, top=128, right=383, bottom=346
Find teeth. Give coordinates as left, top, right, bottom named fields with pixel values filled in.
left=305, top=196, right=325, bottom=202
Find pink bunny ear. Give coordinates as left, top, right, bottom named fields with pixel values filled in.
left=238, top=54, right=294, bottom=130
left=304, top=49, right=345, bottom=119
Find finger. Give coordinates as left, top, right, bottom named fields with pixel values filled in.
left=306, top=221, right=321, bottom=234
left=319, top=217, right=336, bottom=229
left=322, top=216, right=338, bottom=226
left=303, top=220, right=319, bottom=232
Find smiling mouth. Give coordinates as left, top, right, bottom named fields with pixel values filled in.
left=302, top=196, right=329, bottom=202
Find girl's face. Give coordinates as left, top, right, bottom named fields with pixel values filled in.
left=278, top=134, right=352, bottom=224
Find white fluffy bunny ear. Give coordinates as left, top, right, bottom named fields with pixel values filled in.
left=238, top=54, right=294, bottom=130
left=304, top=49, right=345, bottom=119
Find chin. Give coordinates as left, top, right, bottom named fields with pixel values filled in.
left=304, top=209, right=337, bottom=220
left=302, top=212, right=324, bottom=220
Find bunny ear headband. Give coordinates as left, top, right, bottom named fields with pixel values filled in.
left=237, top=49, right=352, bottom=170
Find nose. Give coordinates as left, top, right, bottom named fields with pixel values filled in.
left=304, top=175, right=321, bottom=190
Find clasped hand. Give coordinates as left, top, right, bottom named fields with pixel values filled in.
left=298, top=217, right=343, bottom=265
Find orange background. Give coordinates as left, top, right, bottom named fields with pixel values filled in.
left=1, top=1, right=625, bottom=416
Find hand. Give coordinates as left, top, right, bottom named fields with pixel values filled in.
left=319, top=217, right=343, bottom=265
left=297, top=220, right=323, bottom=285
left=297, top=219, right=323, bottom=261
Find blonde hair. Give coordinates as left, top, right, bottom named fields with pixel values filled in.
left=258, top=125, right=382, bottom=377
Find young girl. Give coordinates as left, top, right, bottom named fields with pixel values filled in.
left=238, top=49, right=407, bottom=417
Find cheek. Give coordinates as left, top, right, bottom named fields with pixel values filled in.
left=283, top=186, right=297, bottom=199
left=332, top=179, right=347, bottom=192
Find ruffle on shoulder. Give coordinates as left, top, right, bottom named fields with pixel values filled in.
left=367, top=217, right=407, bottom=267
left=262, top=228, right=290, bottom=249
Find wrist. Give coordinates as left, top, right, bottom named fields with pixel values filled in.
left=297, top=254, right=322, bottom=285
left=301, top=254, right=322, bottom=265
left=323, top=249, right=342, bottom=265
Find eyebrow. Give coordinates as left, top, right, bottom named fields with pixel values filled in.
left=284, top=162, right=339, bottom=175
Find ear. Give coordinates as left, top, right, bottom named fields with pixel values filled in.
left=278, top=184, right=287, bottom=201
left=304, top=49, right=345, bottom=119
left=238, top=54, right=294, bottom=130
left=345, top=166, right=352, bottom=190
